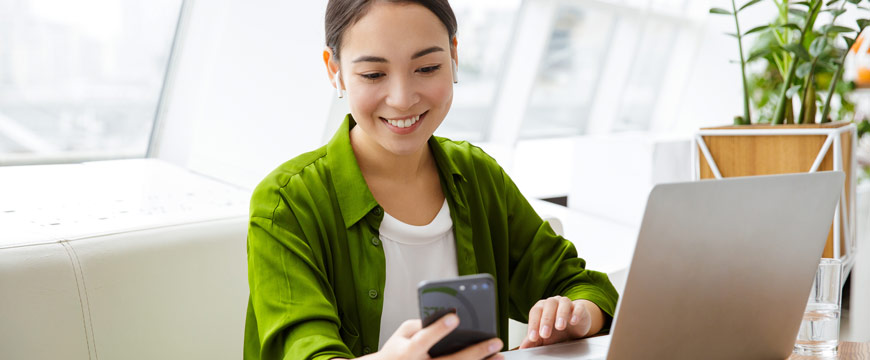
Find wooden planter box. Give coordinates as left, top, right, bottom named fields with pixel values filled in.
left=694, top=122, right=857, bottom=262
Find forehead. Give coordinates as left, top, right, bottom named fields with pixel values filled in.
left=341, top=2, right=451, bottom=59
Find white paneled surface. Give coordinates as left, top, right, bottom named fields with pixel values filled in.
left=0, top=159, right=249, bottom=247
left=0, top=243, right=92, bottom=360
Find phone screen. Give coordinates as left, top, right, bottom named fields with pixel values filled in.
left=418, top=273, right=498, bottom=357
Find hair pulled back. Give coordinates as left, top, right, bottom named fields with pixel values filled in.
left=325, top=0, right=457, bottom=61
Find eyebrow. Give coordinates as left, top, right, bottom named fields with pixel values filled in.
left=351, top=46, right=445, bottom=63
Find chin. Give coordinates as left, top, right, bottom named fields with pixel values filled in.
left=382, top=139, right=429, bottom=156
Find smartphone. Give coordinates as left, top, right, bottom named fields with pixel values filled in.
left=417, top=273, right=498, bottom=357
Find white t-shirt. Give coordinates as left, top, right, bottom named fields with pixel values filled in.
left=377, top=199, right=458, bottom=349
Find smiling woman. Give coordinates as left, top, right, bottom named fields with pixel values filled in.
left=243, top=1, right=619, bottom=359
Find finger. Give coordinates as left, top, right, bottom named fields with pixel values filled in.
left=394, top=319, right=422, bottom=338
left=410, top=313, right=459, bottom=351
left=570, top=300, right=585, bottom=325
left=554, top=297, right=573, bottom=331
left=518, top=336, right=535, bottom=349
left=526, top=300, right=545, bottom=341
left=538, top=297, right=560, bottom=339
left=438, top=337, right=502, bottom=360
left=571, top=301, right=592, bottom=337
left=519, top=335, right=545, bottom=349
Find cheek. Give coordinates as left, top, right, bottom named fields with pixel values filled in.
left=427, top=80, right=453, bottom=107
left=346, top=85, right=382, bottom=118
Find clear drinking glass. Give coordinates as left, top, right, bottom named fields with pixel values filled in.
left=794, top=258, right=842, bottom=357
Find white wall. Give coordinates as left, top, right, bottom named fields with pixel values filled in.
left=152, top=0, right=333, bottom=189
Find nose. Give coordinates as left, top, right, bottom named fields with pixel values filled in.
left=384, top=75, right=420, bottom=111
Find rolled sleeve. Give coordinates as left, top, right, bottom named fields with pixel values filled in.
left=502, top=168, right=619, bottom=327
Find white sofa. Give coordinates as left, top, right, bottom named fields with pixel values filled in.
left=0, top=218, right=248, bottom=359
left=0, top=160, right=251, bottom=359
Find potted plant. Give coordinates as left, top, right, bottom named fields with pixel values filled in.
left=701, top=0, right=870, bottom=263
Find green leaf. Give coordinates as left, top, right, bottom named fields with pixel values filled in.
left=825, top=0, right=840, bottom=6
left=739, top=0, right=764, bottom=11
left=797, top=62, right=814, bottom=78
left=845, top=36, right=857, bottom=49
left=748, top=48, right=772, bottom=62
left=784, top=43, right=811, bottom=61
left=825, top=25, right=856, bottom=34
left=710, top=7, right=732, bottom=15
left=810, top=37, right=828, bottom=57
left=744, top=25, right=770, bottom=35
left=824, top=8, right=847, bottom=17
left=858, top=19, right=870, bottom=30
left=724, top=32, right=739, bottom=38
left=787, top=85, right=802, bottom=98
left=789, top=8, right=809, bottom=18
left=794, top=1, right=813, bottom=7
left=846, top=0, right=860, bottom=4
left=778, top=23, right=802, bottom=31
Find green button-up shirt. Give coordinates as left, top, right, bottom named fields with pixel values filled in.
left=244, top=115, right=618, bottom=360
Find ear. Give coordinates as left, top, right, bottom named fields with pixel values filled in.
left=450, top=36, right=459, bottom=65
left=323, top=46, right=341, bottom=90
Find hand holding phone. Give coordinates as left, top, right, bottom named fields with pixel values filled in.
left=417, top=274, right=499, bottom=358
left=369, top=314, right=503, bottom=360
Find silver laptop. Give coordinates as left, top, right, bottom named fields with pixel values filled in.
left=503, top=172, right=844, bottom=360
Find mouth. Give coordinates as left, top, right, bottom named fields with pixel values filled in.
left=380, top=111, right=428, bottom=131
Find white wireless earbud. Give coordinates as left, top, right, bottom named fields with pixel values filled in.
left=335, top=69, right=344, bottom=98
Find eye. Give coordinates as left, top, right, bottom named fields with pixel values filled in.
left=417, top=65, right=442, bottom=74
left=360, top=73, right=384, bottom=81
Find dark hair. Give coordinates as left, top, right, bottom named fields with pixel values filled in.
left=325, top=0, right=458, bottom=61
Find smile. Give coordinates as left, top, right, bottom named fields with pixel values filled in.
left=381, top=111, right=426, bottom=128
left=380, top=111, right=428, bottom=132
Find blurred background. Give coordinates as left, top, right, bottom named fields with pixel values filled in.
left=0, top=0, right=745, bottom=197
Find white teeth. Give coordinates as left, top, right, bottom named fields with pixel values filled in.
left=386, top=114, right=421, bottom=128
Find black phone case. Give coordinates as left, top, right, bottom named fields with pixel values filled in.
left=418, top=274, right=498, bottom=357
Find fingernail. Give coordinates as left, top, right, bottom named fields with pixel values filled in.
left=445, top=315, right=457, bottom=327
left=556, top=317, right=565, bottom=329
left=528, top=329, right=537, bottom=341
left=489, top=340, right=502, bottom=352
left=570, top=315, right=579, bottom=324
left=541, top=325, right=550, bottom=338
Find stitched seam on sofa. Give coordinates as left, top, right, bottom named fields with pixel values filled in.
left=60, top=240, right=96, bottom=360
left=66, top=242, right=100, bottom=360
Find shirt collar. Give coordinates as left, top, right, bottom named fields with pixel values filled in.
left=326, top=114, right=466, bottom=229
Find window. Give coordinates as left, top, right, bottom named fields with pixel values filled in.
left=520, top=5, right=616, bottom=138
left=517, top=0, right=697, bottom=139
left=435, top=0, right=522, bottom=142
left=0, top=0, right=183, bottom=165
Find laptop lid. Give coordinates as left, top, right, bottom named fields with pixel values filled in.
left=607, top=172, right=844, bottom=360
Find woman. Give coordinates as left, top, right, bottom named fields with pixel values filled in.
left=244, top=1, right=618, bottom=359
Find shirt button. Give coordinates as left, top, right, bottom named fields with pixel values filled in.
left=363, top=346, right=372, bottom=354
left=371, top=237, right=380, bottom=246
left=372, top=207, right=383, bottom=216
left=368, top=289, right=378, bottom=299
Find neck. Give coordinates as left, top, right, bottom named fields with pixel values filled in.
left=349, top=126, right=433, bottom=182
